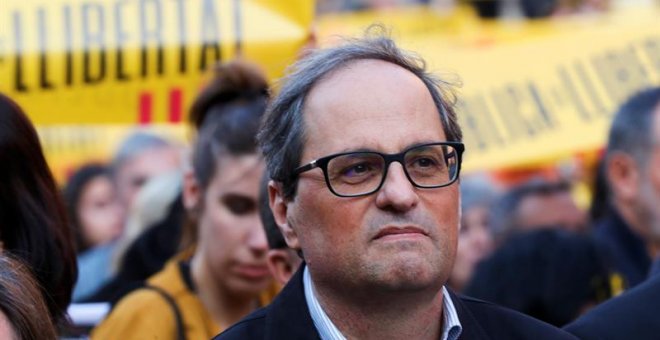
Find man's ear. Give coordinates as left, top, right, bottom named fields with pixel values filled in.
left=267, top=249, right=301, bottom=285
left=182, top=169, right=201, bottom=213
left=606, top=152, right=640, bottom=202
left=268, top=181, right=300, bottom=250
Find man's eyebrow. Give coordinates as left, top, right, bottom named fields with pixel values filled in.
left=335, top=147, right=377, bottom=154
left=404, top=140, right=445, bottom=150
left=334, top=140, right=446, bottom=154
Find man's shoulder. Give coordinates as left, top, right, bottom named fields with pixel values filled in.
left=213, top=307, right=267, bottom=339
left=564, top=274, right=660, bottom=340
left=456, top=295, right=577, bottom=340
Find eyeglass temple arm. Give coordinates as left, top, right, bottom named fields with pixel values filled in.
left=293, top=159, right=318, bottom=175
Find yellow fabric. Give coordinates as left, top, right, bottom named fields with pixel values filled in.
left=91, top=256, right=279, bottom=340
left=91, top=259, right=218, bottom=340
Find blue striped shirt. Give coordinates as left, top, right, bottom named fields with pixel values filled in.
left=304, top=267, right=463, bottom=340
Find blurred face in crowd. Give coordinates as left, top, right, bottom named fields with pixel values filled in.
left=267, top=247, right=303, bottom=286
left=77, top=175, right=123, bottom=247
left=637, top=105, right=660, bottom=240
left=194, top=155, right=271, bottom=297
left=515, top=190, right=586, bottom=232
left=274, top=60, right=460, bottom=294
left=450, top=205, right=493, bottom=291
left=115, top=146, right=181, bottom=210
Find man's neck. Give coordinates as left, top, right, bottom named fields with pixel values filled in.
left=309, top=271, right=445, bottom=340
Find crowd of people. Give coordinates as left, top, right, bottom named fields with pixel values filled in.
left=317, top=0, right=612, bottom=17
left=0, top=21, right=659, bottom=340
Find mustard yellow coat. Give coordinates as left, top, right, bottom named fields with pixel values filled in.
left=91, top=257, right=277, bottom=340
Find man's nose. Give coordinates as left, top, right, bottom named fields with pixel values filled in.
left=375, top=162, right=419, bottom=212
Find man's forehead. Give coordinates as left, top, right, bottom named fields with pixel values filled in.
left=308, top=59, right=423, bottom=96
left=300, top=59, right=443, bottom=153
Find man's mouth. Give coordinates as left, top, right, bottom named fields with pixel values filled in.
left=373, top=226, right=429, bottom=240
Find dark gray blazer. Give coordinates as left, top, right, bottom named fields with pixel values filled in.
left=215, top=265, right=577, bottom=340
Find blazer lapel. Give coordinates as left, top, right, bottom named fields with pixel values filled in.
left=261, top=267, right=484, bottom=340
left=447, top=289, right=490, bottom=340
left=264, top=264, right=321, bottom=340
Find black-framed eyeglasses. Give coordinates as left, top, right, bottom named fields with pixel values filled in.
left=292, top=142, right=465, bottom=197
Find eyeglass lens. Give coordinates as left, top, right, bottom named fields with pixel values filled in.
left=326, top=144, right=459, bottom=196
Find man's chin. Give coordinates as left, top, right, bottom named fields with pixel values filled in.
left=367, top=256, right=445, bottom=291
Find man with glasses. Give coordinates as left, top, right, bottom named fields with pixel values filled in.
left=216, top=31, right=575, bottom=340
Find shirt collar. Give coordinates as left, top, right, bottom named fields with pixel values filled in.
left=303, top=266, right=463, bottom=340
left=441, top=285, right=463, bottom=340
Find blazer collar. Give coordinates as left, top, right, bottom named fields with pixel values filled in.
left=446, top=289, right=490, bottom=340
left=263, top=264, right=487, bottom=340
left=263, top=264, right=321, bottom=340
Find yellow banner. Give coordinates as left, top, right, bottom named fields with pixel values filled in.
left=0, top=0, right=314, bottom=125
left=0, top=0, right=313, bottom=182
left=318, top=5, right=660, bottom=171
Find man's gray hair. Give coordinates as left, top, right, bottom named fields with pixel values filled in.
left=605, top=87, right=660, bottom=169
left=258, top=28, right=463, bottom=200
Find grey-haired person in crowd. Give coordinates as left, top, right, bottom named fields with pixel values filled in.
left=215, top=29, right=576, bottom=340
left=565, top=87, right=660, bottom=339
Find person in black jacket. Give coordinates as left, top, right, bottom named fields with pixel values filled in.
left=564, top=270, right=660, bottom=340
left=589, top=87, right=660, bottom=290
left=564, top=88, right=660, bottom=339
left=465, top=229, right=612, bottom=327
left=215, top=28, right=576, bottom=340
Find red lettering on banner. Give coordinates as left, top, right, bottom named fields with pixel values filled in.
left=169, top=88, right=183, bottom=123
left=139, top=92, right=152, bottom=124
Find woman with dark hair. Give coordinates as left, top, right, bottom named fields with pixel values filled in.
left=92, top=60, right=276, bottom=339
left=0, top=94, right=78, bottom=329
left=63, top=163, right=124, bottom=301
left=63, top=164, right=123, bottom=254
left=0, top=254, right=58, bottom=340
left=84, top=61, right=271, bottom=309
